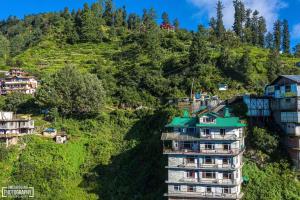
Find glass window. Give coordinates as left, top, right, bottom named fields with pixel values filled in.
left=206, top=186, right=212, bottom=193
left=187, top=171, right=195, bottom=178
left=204, top=157, right=214, bottom=164
left=223, top=172, right=232, bottom=179
left=204, top=129, right=210, bottom=136
left=186, top=156, right=195, bottom=163
left=220, top=129, right=226, bottom=136
left=202, top=172, right=216, bottom=179
left=174, top=185, right=181, bottom=191
left=205, top=144, right=215, bottom=150
left=223, top=187, right=230, bottom=194
left=223, top=158, right=229, bottom=165
left=223, top=144, right=231, bottom=151
left=286, top=85, right=291, bottom=92
left=187, top=185, right=196, bottom=192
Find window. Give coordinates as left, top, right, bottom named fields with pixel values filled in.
left=187, top=171, right=195, bottom=178
left=187, top=185, right=196, bottom=192
left=220, top=129, right=226, bottom=136
left=205, top=144, right=215, bottom=150
left=186, top=156, right=195, bottom=164
left=187, top=127, right=195, bottom=133
left=204, top=129, right=211, bottom=136
left=183, top=142, right=192, bottom=149
left=206, top=186, right=212, bottom=193
left=202, top=172, right=216, bottom=179
left=223, top=187, right=230, bottom=194
left=223, top=172, right=232, bottom=179
left=223, top=158, right=229, bottom=165
left=223, top=144, right=231, bottom=151
left=204, top=157, right=214, bottom=164
left=286, top=85, right=291, bottom=93
left=174, top=185, right=181, bottom=191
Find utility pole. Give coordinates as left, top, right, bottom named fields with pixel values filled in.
left=190, top=78, right=195, bottom=100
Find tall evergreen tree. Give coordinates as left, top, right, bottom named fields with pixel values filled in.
left=189, top=25, right=209, bottom=66
left=265, top=32, right=274, bottom=49
left=127, top=13, right=140, bottom=30
left=233, top=0, right=245, bottom=39
left=243, top=9, right=252, bottom=43
left=257, top=16, right=267, bottom=47
left=215, top=0, right=225, bottom=38
left=294, top=44, right=300, bottom=58
left=266, top=49, right=282, bottom=81
left=239, top=49, right=253, bottom=83
left=273, top=20, right=281, bottom=51
left=282, top=19, right=290, bottom=54
left=161, top=12, right=170, bottom=24
left=114, top=8, right=124, bottom=27
left=103, top=0, right=114, bottom=26
left=122, top=6, right=127, bottom=27
left=251, top=10, right=259, bottom=45
left=173, top=18, right=180, bottom=30
left=80, top=4, right=102, bottom=42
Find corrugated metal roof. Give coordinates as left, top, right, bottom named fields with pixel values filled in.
left=281, top=75, right=300, bottom=83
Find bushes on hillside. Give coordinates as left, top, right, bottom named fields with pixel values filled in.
left=36, top=66, right=105, bottom=117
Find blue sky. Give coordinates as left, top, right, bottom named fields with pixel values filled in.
left=0, top=0, right=299, bottom=48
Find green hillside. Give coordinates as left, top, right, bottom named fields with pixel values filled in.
left=0, top=0, right=300, bottom=199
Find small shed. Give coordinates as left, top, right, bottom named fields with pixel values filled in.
left=55, top=134, right=67, bottom=144
left=43, top=128, right=57, bottom=138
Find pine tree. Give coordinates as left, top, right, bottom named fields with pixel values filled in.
left=189, top=25, right=209, bottom=66
left=251, top=10, right=259, bottom=45
left=282, top=19, right=290, bottom=54
left=266, top=49, right=282, bottom=81
left=239, top=49, right=253, bottom=83
left=173, top=18, right=179, bottom=30
left=243, top=9, right=252, bottom=43
left=294, top=44, right=300, bottom=58
left=114, top=8, right=124, bottom=27
left=122, top=6, right=127, bottom=27
left=265, top=32, right=273, bottom=49
left=215, top=0, right=225, bottom=38
left=257, top=16, right=267, bottom=47
left=80, top=4, right=102, bottom=42
left=162, top=12, right=170, bottom=24
left=127, top=13, right=140, bottom=30
left=103, top=0, right=114, bottom=26
left=233, top=0, right=245, bottom=39
left=273, top=20, right=281, bottom=51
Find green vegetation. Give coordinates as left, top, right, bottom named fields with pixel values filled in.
left=0, top=0, right=300, bottom=199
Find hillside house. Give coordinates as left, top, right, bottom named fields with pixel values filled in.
left=161, top=108, right=246, bottom=200
left=0, top=68, right=38, bottom=95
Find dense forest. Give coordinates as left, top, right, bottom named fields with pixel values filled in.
left=1, top=0, right=300, bottom=199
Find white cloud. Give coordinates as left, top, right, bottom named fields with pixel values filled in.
left=187, top=0, right=287, bottom=31
left=292, top=23, right=300, bottom=39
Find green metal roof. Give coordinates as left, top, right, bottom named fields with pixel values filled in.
left=165, top=116, right=197, bottom=128
left=166, top=111, right=246, bottom=128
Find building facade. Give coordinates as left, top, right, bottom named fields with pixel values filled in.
left=265, top=75, right=300, bottom=169
left=0, top=68, right=38, bottom=95
left=0, top=112, right=34, bottom=136
left=162, top=109, right=246, bottom=200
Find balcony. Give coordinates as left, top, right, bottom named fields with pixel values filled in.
left=165, top=192, right=243, bottom=199
left=163, top=147, right=245, bottom=156
left=161, top=132, right=242, bottom=141
left=168, top=163, right=242, bottom=171
left=167, top=178, right=241, bottom=186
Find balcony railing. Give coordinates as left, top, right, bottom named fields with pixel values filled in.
left=172, top=162, right=241, bottom=170
left=173, top=178, right=241, bottom=185
left=165, top=192, right=243, bottom=199
left=161, top=132, right=242, bottom=141
left=163, top=147, right=245, bottom=155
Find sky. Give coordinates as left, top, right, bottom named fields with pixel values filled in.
left=0, top=0, right=299, bottom=48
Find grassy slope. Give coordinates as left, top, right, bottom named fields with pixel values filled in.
left=0, top=37, right=300, bottom=199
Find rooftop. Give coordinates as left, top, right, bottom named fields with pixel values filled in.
left=166, top=110, right=246, bottom=128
